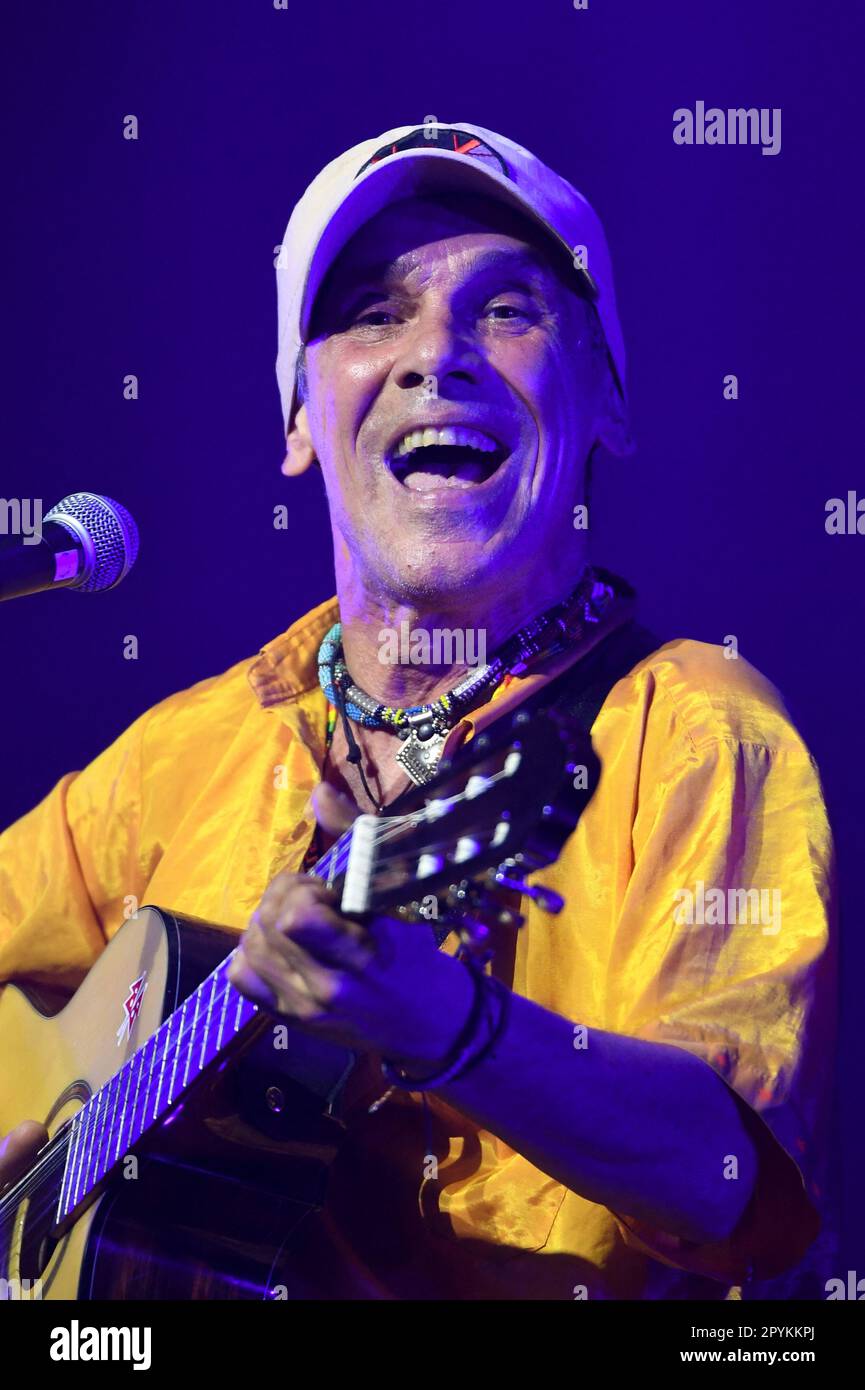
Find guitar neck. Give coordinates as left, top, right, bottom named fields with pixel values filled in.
left=55, top=829, right=356, bottom=1230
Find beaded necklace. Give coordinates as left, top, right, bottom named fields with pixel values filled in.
left=317, top=565, right=612, bottom=792
left=321, top=670, right=518, bottom=757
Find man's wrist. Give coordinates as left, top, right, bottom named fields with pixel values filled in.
left=392, top=950, right=478, bottom=1075
left=384, top=954, right=512, bottom=1091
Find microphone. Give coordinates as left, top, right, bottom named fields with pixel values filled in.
left=0, top=492, right=140, bottom=602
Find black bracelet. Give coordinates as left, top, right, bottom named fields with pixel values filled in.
left=446, top=973, right=512, bottom=1084
left=380, top=956, right=511, bottom=1092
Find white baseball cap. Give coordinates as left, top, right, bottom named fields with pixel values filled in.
left=275, top=120, right=626, bottom=435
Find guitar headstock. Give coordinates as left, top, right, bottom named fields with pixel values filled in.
left=329, top=706, right=600, bottom=926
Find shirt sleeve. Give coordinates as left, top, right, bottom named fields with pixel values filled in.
left=0, top=711, right=151, bottom=993
left=605, top=720, right=835, bottom=1286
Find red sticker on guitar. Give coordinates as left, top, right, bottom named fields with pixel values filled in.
left=116, top=973, right=148, bottom=1045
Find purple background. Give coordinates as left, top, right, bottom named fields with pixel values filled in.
left=2, top=1, right=863, bottom=1276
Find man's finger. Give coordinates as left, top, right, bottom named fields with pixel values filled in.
left=227, top=950, right=326, bottom=1018
left=311, top=782, right=360, bottom=836
left=278, top=918, right=374, bottom=971
left=253, top=874, right=335, bottom=931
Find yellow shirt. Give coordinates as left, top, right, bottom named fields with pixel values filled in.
left=0, top=592, right=835, bottom=1300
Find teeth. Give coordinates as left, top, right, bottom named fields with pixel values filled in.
left=393, top=425, right=500, bottom=460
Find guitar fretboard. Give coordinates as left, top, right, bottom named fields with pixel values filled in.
left=55, top=828, right=354, bottom=1227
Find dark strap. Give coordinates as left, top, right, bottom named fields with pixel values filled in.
left=511, top=616, right=664, bottom=734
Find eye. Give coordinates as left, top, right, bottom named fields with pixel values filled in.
left=484, top=299, right=534, bottom=323
left=354, top=308, right=399, bottom=327
left=342, top=293, right=403, bottom=329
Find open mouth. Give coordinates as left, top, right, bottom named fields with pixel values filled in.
left=387, top=426, right=510, bottom=491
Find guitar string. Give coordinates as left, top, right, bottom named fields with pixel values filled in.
left=1, top=952, right=255, bottom=1232
left=0, top=962, right=250, bottom=1236
left=0, top=933, right=333, bottom=1236
left=0, top=1138, right=68, bottom=1235
left=2, top=763, right=518, bottom=1238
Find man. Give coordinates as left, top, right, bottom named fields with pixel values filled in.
left=0, top=122, right=835, bottom=1300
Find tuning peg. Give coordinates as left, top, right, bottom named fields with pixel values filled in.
left=492, top=871, right=564, bottom=914
left=455, top=918, right=493, bottom=953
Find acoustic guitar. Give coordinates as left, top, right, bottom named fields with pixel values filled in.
left=0, top=705, right=597, bottom=1300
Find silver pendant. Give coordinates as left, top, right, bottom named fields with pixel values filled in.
left=394, top=722, right=448, bottom=786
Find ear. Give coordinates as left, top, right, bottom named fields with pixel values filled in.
left=281, top=403, right=319, bottom=476
left=594, top=368, right=636, bottom=459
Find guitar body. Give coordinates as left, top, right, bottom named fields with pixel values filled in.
left=0, top=908, right=350, bottom=1300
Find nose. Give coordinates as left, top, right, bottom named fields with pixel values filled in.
left=392, top=306, right=484, bottom=395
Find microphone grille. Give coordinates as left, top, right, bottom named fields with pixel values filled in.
left=43, top=492, right=140, bottom=593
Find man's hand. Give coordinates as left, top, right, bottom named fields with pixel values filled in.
left=226, top=782, right=473, bottom=1070
left=0, top=1120, right=49, bottom=1191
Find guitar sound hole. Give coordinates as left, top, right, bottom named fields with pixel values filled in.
left=17, top=1173, right=62, bottom=1281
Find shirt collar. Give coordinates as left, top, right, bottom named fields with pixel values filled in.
left=247, top=594, right=338, bottom=708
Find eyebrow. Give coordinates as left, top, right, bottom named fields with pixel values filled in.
left=343, top=244, right=555, bottom=292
